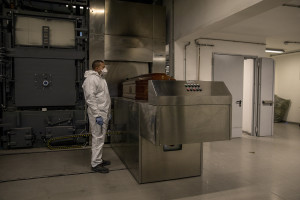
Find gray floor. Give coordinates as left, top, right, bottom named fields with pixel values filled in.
left=0, top=123, right=299, bottom=200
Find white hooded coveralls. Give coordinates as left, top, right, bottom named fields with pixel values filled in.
left=82, top=70, right=111, bottom=167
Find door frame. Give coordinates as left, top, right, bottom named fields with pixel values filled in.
left=212, top=53, right=258, bottom=137
left=245, top=56, right=259, bottom=136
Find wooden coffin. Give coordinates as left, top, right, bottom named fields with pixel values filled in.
left=122, top=73, right=175, bottom=100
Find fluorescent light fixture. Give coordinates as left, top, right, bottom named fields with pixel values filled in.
left=265, top=48, right=284, bottom=53
left=72, top=5, right=76, bottom=8
left=80, top=6, right=84, bottom=9
left=90, top=8, right=105, bottom=14
left=65, top=5, right=69, bottom=7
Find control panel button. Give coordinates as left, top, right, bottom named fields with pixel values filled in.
left=185, top=83, right=202, bottom=91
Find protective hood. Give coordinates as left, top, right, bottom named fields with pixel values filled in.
left=84, top=70, right=100, bottom=78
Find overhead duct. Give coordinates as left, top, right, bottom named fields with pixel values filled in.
left=284, top=41, right=300, bottom=45
left=282, top=3, right=300, bottom=8
left=105, top=0, right=165, bottom=63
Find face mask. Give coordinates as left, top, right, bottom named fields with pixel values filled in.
left=101, top=68, right=108, bottom=77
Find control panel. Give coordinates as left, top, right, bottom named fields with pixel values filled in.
left=149, top=80, right=232, bottom=106
left=184, top=83, right=202, bottom=92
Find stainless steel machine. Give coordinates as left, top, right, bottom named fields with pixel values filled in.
left=112, top=80, right=232, bottom=183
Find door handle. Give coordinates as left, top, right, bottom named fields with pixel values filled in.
left=235, top=100, right=242, bottom=107
left=262, top=100, right=273, bottom=106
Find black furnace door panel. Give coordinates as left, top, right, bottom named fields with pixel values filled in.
left=15, top=58, right=76, bottom=107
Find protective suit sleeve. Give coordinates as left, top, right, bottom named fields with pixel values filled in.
left=83, top=77, right=101, bottom=117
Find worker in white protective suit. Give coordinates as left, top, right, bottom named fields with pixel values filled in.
left=82, top=60, right=111, bottom=173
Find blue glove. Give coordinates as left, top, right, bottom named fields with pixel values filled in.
left=96, top=116, right=103, bottom=126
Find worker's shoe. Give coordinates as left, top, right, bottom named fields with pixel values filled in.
left=91, top=164, right=109, bottom=173
left=101, top=160, right=111, bottom=166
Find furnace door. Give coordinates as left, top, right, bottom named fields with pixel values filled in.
left=213, top=54, right=244, bottom=138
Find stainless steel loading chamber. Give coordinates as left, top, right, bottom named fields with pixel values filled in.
left=111, top=80, right=232, bottom=183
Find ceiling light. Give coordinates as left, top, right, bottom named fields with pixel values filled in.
left=265, top=49, right=284, bottom=53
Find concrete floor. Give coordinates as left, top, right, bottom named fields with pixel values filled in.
left=0, top=123, right=299, bottom=200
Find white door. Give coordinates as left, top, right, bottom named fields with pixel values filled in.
left=243, top=59, right=255, bottom=135
left=257, top=58, right=274, bottom=136
left=213, top=54, right=244, bottom=138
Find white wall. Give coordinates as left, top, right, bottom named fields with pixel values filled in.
left=243, top=59, right=254, bottom=134
left=174, top=39, right=265, bottom=81
left=173, top=0, right=289, bottom=42
left=174, top=41, right=184, bottom=80
left=174, top=0, right=263, bottom=40
left=174, top=41, right=198, bottom=80
left=170, top=0, right=288, bottom=80
left=274, top=53, right=300, bottom=123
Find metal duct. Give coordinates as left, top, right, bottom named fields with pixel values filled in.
left=103, top=0, right=166, bottom=96
left=104, top=0, right=165, bottom=64
left=89, top=0, right=105, bottom=64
